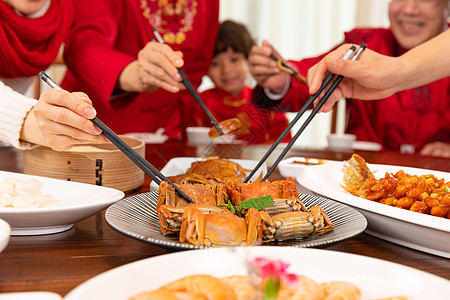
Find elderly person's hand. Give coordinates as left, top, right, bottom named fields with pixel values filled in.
left=307, top=44, right=399, bottom=112
left=21, top=89, right=109, bottom=151
left=248, top=40, right=290, bottom=94
left=117, top=41, right=186, bottom=93
left=420, top=142, right=450, bottom=158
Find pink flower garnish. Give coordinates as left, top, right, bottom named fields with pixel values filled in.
left=248, top=257, right=299, bottom=299
left=249, top=257, right=298, bottom=285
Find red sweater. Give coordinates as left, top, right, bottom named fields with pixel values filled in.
left=61, top=0, right=219, bottom=141
left=265, top=28, right=450, bottom=152
left=194, top=87, right=291, bottom=144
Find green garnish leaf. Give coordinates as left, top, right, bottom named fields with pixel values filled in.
left=218, top=200, right=241, bottom=216
left=238, top=195, right=274, bottom=210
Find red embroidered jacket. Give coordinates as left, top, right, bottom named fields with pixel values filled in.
left=61, top=0, right=219, bottom=141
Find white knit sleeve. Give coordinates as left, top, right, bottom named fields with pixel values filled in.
left=0, top=81, right=39, bottom=149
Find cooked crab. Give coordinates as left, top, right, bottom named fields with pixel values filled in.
left=178, top=204, right=263, bottom=246
left=227, top=177, right=308, bottom=215
left=156, top=181, right=228, bottom=209
left=260, top=206, right=333, bottom=241
left=186, top=157, right=250, bottom=184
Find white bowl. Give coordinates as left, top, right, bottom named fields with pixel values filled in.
left=0, top=171, right=124, bottom=235
left=186, top=127, right=236, bottom=146
left=0, top=218, right=10, bottom=253
left=327, top=133, right=356, bottom=150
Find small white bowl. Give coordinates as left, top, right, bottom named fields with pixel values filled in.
left=186, top=127, right=235, bottom=145
left=0, top=218, right=10, bottom=253
left=327, top=133, right=356, bottom=150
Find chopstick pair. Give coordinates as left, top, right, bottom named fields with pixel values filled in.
left=39, top=71, right=195, bottom=204
left=245, top=44, right=367, bottom=182
left=152, top=29, right=224, bottom=136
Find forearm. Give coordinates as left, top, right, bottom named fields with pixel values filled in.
left=395, top=30, right=450, bottom=92
left=0, top=82, right=38, bottom=149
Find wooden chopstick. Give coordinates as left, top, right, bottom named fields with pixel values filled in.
left=152, top=30, right=224, bottom=136
left=39, top=71, right=195, bottom=204
left=262, top=44, right=367, bottom=181
left=244, top=45, right=358, bottom=183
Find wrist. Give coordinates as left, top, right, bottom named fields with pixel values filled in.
left=116, top=61, right=141, bottom=92
left=264, top=76, right=291, bottom=100
left=20, top=110, right=45, bottom=146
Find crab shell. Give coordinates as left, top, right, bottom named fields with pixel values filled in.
left=156, top=181, right=228, bottom=210
left=227, top=177, right=307, bottom=215
left=227, top=177, right=299, bottom=204
left=179, top=204, right=263, bottom=247
left=260, top=206, right=334, bottom=241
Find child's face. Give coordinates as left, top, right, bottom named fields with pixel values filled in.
left=208, top=48, right=249, bottom=96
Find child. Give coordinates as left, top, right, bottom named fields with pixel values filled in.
left=194, top=20, right=291, bottom=144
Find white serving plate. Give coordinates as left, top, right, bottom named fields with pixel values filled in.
left=298, top=162, right=450, bottom=258
left=278, top=156, right=331, bottom=178
left=64, top=247, right=450, bottom=300
left=0, top=218, right=10, bottom=253
left=149, top=157, right=267, bottom=191
left=0, top=171, right=124, bottom=235
left=352, top=141, right=382, bottom=151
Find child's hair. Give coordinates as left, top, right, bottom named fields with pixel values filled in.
left=213, top=20, right=255, bottom=58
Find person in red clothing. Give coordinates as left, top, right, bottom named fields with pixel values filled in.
left=249, top=0, right=449, bottom=157
left=0, top=0, right=108, bottom=150
left=193, top=20, right=291, bottom=144
left=61, top=0, right=220, bottom=141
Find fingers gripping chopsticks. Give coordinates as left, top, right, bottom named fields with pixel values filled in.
left=152, top=29, right=224, bottom=136
left=39, top=71, right=195, bottom=204
left=245, top=44, right=367, bottom=182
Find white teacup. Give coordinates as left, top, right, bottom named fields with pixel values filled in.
left=327, top=133, right=356, bottom=150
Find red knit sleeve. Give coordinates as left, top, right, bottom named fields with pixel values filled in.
left=61, top=0, right=135, bottom=107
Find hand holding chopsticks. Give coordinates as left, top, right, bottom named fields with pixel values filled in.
left=39, top=71, right=195, bottom=204
left=245, top=44, right=366, bottom=182
left=152, top=30, right=224, bottom=136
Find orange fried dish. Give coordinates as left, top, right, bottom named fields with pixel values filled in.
left=353, top=170, right=450, bottom=218
left=343, top=154, right=450, bottom=219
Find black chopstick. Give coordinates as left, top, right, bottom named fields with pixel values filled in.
left=262, top=44, right=367, bottom=181
left=244, top=45, right=358, bottom=183
left=152, top=29, right=224, bottom=136
left=39, top=71, right=195, bottom=204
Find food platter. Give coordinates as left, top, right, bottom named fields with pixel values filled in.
left=0, top=171, right=124, bottom=235
left=64, top=246, right=450, bottom=300
left=105, top=190, right=367, bottom=250
left=298, top=162, right=450, bottom=257
left=149, top=157, right=267, bottom=191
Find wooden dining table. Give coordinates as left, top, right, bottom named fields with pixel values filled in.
left=0, top=142, right=449, bottom=296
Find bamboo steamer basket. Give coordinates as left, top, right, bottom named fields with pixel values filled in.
left=23, top=136, right=145, bottom=193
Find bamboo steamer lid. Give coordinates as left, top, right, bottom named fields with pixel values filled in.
left=23, top=136, right=145, bottom=193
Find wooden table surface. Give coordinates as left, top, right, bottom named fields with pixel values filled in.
left=0, top=143, right=449, bottom=296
